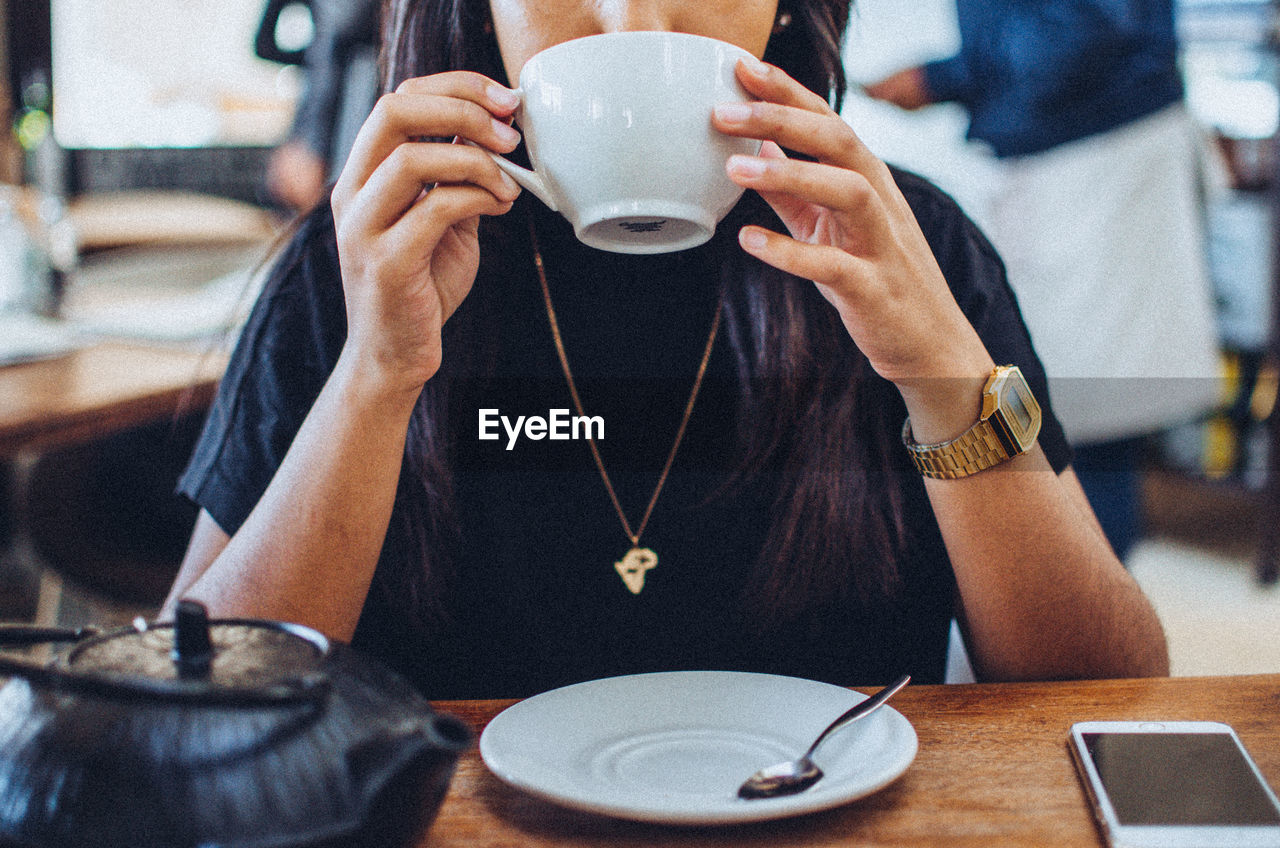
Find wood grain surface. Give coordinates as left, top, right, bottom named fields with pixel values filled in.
left=0, top=342, right=224, bottom=457
left=427, top=675, right=1280, bottom=847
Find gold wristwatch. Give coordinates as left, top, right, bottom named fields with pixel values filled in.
left=902, top=364, right=1042, bottom=479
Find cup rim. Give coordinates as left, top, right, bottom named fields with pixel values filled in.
left=520, top=30, right=754, bottom=76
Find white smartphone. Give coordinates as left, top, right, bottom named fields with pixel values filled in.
left=1068, top=721, right=1280, bottom=848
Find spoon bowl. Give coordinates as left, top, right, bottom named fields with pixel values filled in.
left=738, top=674, right=911, bottom=800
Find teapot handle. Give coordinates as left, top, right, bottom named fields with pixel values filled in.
left=0, top=624, right=97, bottom=646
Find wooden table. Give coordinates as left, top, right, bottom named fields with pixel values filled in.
left=427, top=674, right=1280, bottom=847
left=0, top=341, right=225, bottom=459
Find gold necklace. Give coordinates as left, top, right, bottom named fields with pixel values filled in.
left=529, top=221, right=724, bottom=594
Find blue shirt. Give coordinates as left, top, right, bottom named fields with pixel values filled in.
left=923, top=0, right=1184, bottom=158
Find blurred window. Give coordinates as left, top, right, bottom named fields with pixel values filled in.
left=51, top=0, right=300, bottom=149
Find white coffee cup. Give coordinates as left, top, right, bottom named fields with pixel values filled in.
left=489, top=31, right=762, bottom=254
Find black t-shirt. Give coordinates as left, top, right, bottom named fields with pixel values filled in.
left=179, top=169, right=1070, bottom=698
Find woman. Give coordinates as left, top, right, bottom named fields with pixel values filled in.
left=165, top=0, right=1168, bottom=697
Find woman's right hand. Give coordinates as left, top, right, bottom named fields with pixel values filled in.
left=330, top=72, right=524, bottom=399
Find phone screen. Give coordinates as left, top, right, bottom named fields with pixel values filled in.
left=1082, top=732, right=1280, bottom=826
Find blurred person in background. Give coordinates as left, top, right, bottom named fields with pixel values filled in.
left=865, top=0, right=1221, bottom=561
left=258, top=0, right=381, bottom=211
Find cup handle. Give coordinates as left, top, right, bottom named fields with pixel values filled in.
left=486, top=153, right=558, bottom=212
left=466, top=87, right=557, bottom=211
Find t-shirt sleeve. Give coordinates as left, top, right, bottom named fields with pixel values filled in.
left=921, top=54, right=975, bottom=106
left=177, top=204, right=348, bottom=535
left=893, top=167, right=1073, bottom=474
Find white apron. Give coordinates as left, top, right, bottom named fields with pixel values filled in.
left=985, top=104, right=1222, bottom=446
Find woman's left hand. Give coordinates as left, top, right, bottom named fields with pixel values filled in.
left=712, top=65, right=1171, bottom=684
left=712, top=57, right=994, bottom=439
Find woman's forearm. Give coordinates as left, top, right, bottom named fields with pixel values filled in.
left=176, top=349, right=421, bottom=641
left=925, top=451, right=1170, bottom=681
left=894, top=355, right=1167, bottom=682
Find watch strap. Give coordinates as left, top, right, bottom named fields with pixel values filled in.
left=901, top=418, right=1011, bottom=480
left=901, top=364, right=1041, bottom=480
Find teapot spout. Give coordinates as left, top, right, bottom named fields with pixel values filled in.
left=345, top=714, right=472, bottom=840
left=347, top=715, right=471, bottom=787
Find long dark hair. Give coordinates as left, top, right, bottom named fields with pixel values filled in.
left=376, top=0, right=907, bottom=631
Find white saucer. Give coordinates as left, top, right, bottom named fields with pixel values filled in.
left=479, top=670, right=917, bottom=825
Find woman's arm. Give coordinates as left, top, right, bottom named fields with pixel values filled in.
left=162, top=72, right=523, bottom=640
left=713, top=56, right=1168, bottom=680
left=896, top=361, right=1167, bottom=681
left=938, top=459, right=1169, bottom=681
left=867, top=3, right=1142, bottom=114
left=161, top=351, right=420, bottom=638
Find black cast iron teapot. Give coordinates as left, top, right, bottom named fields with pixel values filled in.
left=0, top=601, right=471, bottom=848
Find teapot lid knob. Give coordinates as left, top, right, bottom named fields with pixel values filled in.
left=172, top=600, right=213, bottom=679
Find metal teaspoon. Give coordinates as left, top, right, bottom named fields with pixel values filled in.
left=737, top=673, right=912, bottom=800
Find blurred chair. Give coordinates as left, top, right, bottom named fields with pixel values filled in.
left=23, top=414, right=205, bottom=610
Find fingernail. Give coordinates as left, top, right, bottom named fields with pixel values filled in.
left=488, top=84, right=521, bottom=110
left=742, top=56, right=769, bottom=78
left=727, top=155, right=767, bottom=179
left=499, top=170, right=521, bottom=198
left=492, top=119, right=521, bottom=146
left=714, top=103, right=753, bottom=125
left=740, top=228, right=768, bottom=250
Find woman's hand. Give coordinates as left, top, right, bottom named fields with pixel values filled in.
left=330, top=72, right=523, bottom=401
left=712, top=58, right=994, bottom=442
left=709, top=61, right=1170, bottom=681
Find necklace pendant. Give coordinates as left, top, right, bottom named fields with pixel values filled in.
left=614, top=547, right=658, bottom=594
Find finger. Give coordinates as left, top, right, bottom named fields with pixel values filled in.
left=738, top=225, right=868, bottom=291
left=392, top=183, right=516, bottom=248
left=733, top=56, right=833, bottom=115
left=395, top=71, right=522, bottom=113
left=383, top=185, right=515, bottom=314
left=726, top=149, right=892, bottom=245
left=713, top=98, right=883, bottom=178
left=343, top=92, right=521, bottom=190
left=716, top=58, right=887, bottom=181
left=347, top=142, right=521, bottom=233
left=760, top=140, right=787, bottom=159
left=724, top=142, right=809, bottom=229
left=334, top=78, right=521, bottom=208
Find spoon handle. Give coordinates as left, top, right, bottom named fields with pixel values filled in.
left=803, top=673, right=911, bottom=760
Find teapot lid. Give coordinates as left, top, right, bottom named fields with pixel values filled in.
left=60, top=600, right=330, bottom=706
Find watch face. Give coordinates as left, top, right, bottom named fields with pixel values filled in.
left=991, top=367, right=1042, bottom=452
left=1005, top=385, right=1033, bottom=432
